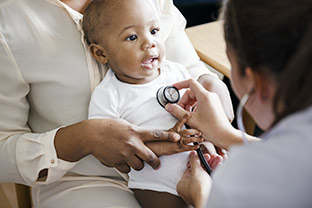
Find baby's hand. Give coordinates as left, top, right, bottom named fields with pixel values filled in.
left=146, top=114, right=203, bottom=156
left=177, top=128, right=203, bottom=145
left=168, top=113, right=203, bottom=145
left=171, top=115, right=223, bottom=171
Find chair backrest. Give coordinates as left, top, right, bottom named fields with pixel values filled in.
left=15, top=184, right=32, bottom=208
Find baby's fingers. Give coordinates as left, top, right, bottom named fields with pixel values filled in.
left=180, top=136, right=203, bottom=145
left=180, top=129, right=201, bottom=138
left=169, top=113, right=191, bottom=133
left=179, top=143, right=201, bottom=152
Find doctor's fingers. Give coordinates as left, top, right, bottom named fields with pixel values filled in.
left=173, top=78, right=209, bottom=101
left=188, top=151, right=204, bottom=173
left=165, top=103, right=191, bottom=124
left=208, top=154, right=223, bottom=170
left=177, top=89, right=197, bottom=111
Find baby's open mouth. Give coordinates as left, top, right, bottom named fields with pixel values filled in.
left=141, top=56, right=158, bottom=69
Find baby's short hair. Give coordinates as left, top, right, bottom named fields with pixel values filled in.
left=82, top=0, right=121, bottom=45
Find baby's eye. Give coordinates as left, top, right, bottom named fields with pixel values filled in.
left=151, top=28, right=160, bottom=35
left=126, top=35, right=137, bottom=41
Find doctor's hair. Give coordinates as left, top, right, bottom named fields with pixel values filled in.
left=82, top=0, right=122, bottom=45
left=221, top=0, right=312, bottom=125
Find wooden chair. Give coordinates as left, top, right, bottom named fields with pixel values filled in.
left=186, top=21, right=255, bottom=135
left=15, top=184, right=32, bottom=208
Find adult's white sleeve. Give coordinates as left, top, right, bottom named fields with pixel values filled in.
left=160, top=0, right=218, bottom=80
left=0, top=33, right=76, bottom=187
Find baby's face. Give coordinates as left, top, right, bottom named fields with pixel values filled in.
left=101, top=0, right=165, bottom=84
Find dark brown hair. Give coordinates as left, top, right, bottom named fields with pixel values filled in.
left=222, top=0, right=312, bottom=125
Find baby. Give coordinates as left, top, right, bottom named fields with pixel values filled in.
left=83, top=0, right=207, bottom=207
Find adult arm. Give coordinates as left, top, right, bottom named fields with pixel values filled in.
left=0, top=32, right=77, bottom=186
left=54, top=118, right=180, bottom=174
left=166, top=79, right=259, bottom=150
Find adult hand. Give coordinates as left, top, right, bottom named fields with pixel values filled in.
left=55, top=118, right=180, bottom=173
left=177, top=151, right=212, bottom=208
left=198, top=74, right=234, bottom=122
left=165, top=78, right=239, bottom=150
left=146, top=114, right=203, bottom=156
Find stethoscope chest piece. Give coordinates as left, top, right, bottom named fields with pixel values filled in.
left=156, top=85, right=212, bottom=175
left=156, top=86, right=180, bottom=108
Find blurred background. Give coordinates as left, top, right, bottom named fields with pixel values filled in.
left=173, top=0, right=221, bottom=27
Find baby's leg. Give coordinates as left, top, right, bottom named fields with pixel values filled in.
left=133, top=189, right=191, bottom=208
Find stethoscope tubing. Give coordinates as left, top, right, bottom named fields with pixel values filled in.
left=185, top=124, right=212, bottom=175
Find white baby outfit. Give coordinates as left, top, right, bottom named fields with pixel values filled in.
left=88, top=60, right=191, bottom=195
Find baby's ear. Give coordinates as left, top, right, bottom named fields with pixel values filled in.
left=89, top=44, right=108, bottom=64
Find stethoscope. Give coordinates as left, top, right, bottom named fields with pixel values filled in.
left=156, top=86, right=213, bottom=175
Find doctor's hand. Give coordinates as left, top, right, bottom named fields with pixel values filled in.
left=165, top=78, right=237, bottom=150
left=54, top=118, right=180, bottom=174
left=177, top=151, right=212, bottom=208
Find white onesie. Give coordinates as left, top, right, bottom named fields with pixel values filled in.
left=88, top=60, right=191, bottom=195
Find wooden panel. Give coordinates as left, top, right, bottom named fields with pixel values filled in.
left=186, top=21, right=231, bottom=78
